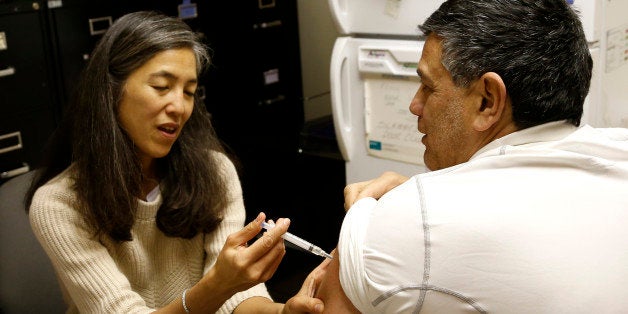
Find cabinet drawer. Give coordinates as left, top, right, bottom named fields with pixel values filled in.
left=0, top=107, right=57, bottom=175
left=0, top=3, right=55, bottom=116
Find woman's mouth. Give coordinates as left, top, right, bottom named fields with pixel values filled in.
left=158, top=126, right=176, bottom=134
left=157, top=123, right=179, bottom=139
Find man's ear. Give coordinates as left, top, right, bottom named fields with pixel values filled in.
left=471, top=72, right=508, bottom=132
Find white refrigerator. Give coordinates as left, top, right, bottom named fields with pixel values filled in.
left=574, top=0, right=628, bottom=129
left=328, top=0, right=444, bottom=184
left=328, top=0, right=628, bottom=185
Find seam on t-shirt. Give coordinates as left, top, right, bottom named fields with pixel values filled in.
left=415, top=175, right=431, bottom=313
left=372, top=284, right=486, bottom=313
left=499, top=145, right=507, bottom=155
left=405, top=176, right=486, bottom=314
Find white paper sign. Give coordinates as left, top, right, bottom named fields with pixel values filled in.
left=364, top=75, right=425, bottom=165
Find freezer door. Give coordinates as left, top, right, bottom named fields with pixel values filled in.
left=330, top=37, right=427, bottom=183
left=328, top=0, right=444, bottom=36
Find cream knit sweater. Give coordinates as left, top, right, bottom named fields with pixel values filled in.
left=29, top=153, right=271, bottom=313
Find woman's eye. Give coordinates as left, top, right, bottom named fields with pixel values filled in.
left=152, top=85, right=168, bottom=91
left=184, top=90, right=196, bottom=97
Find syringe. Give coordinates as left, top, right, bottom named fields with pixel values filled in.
left=261, top=221, right=333, bottom=259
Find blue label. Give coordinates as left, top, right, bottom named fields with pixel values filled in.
left=178, top=3, right=197, bottom=19
left=369, top=140, right=382, bottom=151
left=566, top=0, right=574, bottom=5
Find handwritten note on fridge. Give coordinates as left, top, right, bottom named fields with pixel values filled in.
left=364, top=75, right=425, bottom=165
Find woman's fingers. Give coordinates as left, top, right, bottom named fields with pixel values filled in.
left=247, top=218, right=289, bottom=258
left=222, top=215, right=289, bottom=281
left=224, top=212, right=266, bottom=249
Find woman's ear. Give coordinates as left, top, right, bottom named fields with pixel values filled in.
left=471, top=72, right=508, bottom=132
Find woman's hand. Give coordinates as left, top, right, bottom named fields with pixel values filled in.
left=281, top=257, right=331, bottom=314
left=208, top=213, right=289, bottom=298
left=343, top=171, right=409, bottom=210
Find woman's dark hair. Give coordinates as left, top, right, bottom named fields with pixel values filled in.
left=26, top=11, right=230, bottom=241
left=420, top=0, right=593, bottom=128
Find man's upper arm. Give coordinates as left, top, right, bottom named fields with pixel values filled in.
left=315, top=249, right=361, bottom=314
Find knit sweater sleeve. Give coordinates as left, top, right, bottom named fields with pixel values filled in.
left=206, top=152, right=273, bottom=313
left=29, top=155, right=273, bottom=313
left=29, top=169, right=153, bottom=314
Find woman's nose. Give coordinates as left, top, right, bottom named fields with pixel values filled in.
left=166, top=91, right=189, bottom=116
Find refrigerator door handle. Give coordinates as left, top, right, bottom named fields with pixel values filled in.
left=330, top=37, right=352, bottom=161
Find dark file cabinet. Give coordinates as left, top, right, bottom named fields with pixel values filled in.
left=0, top=0, right=120, bottom=182
left=193, top=1, right=306, bottom=222
left=45, top=0, right=122, bottom=110
left=0, top=1, right=57, bottom=181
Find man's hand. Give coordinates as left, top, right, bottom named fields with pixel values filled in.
left=282, top=258, right=331, bottom=313
left=343, top=171, right=409, bottom=211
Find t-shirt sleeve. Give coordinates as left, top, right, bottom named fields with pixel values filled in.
left=338, top=177, right=428, bottom=313
left=338, top=197, right=378, bottom=311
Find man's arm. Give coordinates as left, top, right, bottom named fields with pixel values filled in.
left=314, top=249, right=361, bottom=314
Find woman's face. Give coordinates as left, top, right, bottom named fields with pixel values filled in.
left=117, top=48, right=198, bottom=169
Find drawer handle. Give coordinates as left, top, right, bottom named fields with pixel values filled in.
left=0, top=131, right=23, bottom=154
left=253, top=20, right=282, bottom=29
left=258, top=94, right=286, bottom=106
left=0, top=66, right=15, bottom=78
left=0, top=163, right=30, bottom=179
left=89, top=16, right=112, bottom=36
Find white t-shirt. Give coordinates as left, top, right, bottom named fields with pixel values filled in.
left=338, top=121, right=628, bottom=313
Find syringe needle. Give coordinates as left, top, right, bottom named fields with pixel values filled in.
left=261, top=221, right=333, bottom=259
